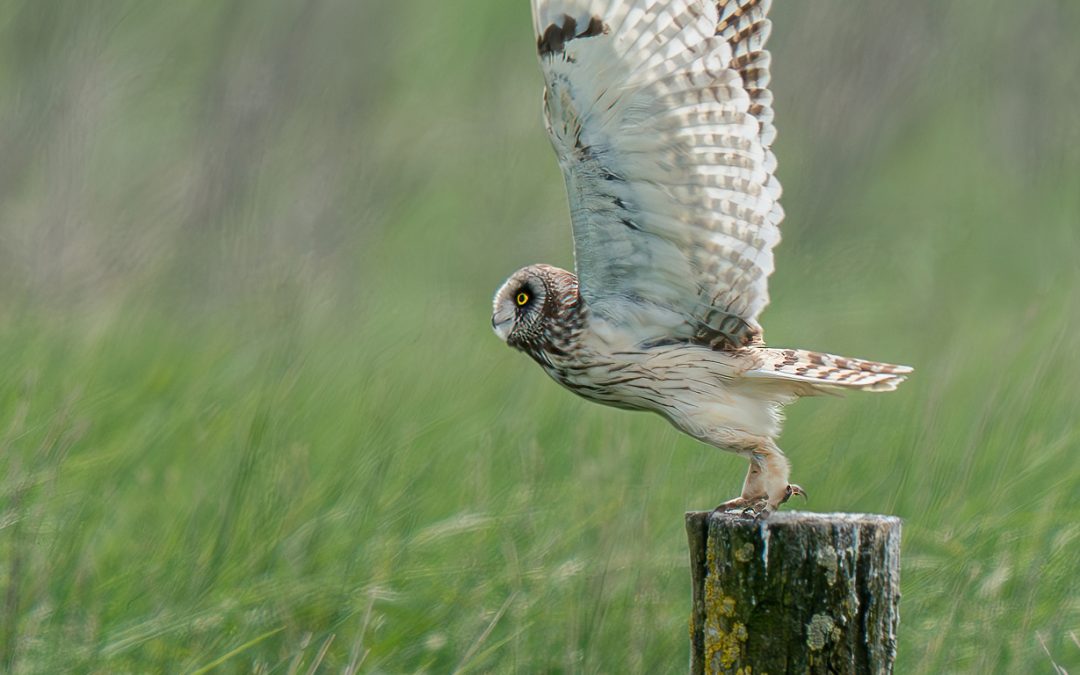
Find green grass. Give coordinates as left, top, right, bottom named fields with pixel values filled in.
left=2, top=237, right=1078, bottom=672
left=1, top=0, right=1079, bottom=672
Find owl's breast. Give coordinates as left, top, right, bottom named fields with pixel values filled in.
left=540, top=353, right=652, bottom=411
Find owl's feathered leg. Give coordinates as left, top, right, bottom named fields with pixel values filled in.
left=712, top=436, right=805, bottom=517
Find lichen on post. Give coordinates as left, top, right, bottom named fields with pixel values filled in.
left=686, top=511, right=901, bottom=675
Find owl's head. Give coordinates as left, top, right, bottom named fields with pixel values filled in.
left=492, top=263, right=584, bottom=353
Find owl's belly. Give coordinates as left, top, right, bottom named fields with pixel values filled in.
left=542, top=344, right=736, bottom=410
left=540, top=343, right=785, bottom=439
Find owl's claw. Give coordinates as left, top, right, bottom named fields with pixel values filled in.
left=782, top=484, right=807, bottom=504
left=749, top=502, right=775, bottom=521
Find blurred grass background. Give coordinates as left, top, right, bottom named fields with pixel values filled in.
left=1, top=0, right=1078, bottom=672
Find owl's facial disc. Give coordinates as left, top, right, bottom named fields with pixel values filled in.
left=492, top=268, right=547, bottom=344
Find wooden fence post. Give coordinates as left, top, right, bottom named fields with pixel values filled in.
left=686, top=511, right=901, bottom=674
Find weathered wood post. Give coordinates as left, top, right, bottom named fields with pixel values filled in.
left=686, top=511, right=901, bottom=674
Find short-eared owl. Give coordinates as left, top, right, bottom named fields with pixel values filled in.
left=492, top=0, right=911, bottom=515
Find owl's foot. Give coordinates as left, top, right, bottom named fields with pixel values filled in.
left=712, top=484, right=806, bottom=519
left=711, top=495, right=773, bottom=519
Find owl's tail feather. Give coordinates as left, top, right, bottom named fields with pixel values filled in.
left=748, top=348, right=913, bottom=393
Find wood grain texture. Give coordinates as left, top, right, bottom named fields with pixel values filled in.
left=686, top=511, right=901, bottom=674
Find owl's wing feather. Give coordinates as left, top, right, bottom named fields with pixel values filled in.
left=532, top=0, right=781, bottom=349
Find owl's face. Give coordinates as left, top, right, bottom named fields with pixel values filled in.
left=491, top=266, right=551, bottom=348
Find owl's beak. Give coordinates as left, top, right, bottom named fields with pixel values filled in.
left=491, top=309, right=514, bottom=342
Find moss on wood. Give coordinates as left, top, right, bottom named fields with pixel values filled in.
left=686, top=511, right=901, bottom=674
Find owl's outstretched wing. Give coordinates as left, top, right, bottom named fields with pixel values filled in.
left=533, top=0, right=781, bottom=349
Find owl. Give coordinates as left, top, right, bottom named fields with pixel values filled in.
left=491, top=0, right=911, bottom=516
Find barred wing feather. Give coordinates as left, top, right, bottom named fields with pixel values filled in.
left=532, top=0, right=782, bottom=349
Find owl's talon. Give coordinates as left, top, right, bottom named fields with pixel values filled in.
left=782, top=484, right=807, bottom=504
left=751, top=498, right=773, bottom=518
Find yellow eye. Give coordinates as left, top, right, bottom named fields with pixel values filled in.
left=515, top=292, right=530, bottom=306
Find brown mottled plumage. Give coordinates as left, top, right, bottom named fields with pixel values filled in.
left=492, top=0, right=911, bottom=516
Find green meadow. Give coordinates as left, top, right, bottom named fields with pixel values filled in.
left=1, top=1, right=1078, bottom=672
